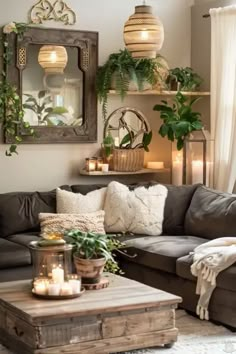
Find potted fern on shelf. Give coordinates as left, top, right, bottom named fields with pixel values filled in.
left=96, top=49, right=166, bottom=119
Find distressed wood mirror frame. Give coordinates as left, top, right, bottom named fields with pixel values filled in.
left=5, top=27, right=98, bottom=144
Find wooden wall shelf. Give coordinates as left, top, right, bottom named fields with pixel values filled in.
left=79, top=168, right=170, bottom=176
left=108, top=90, right=210, bottom=96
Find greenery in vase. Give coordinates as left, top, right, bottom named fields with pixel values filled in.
left=96, top=49, right=165, bottom=119
left=153, top=91, right=203, bottom=150
left=0, top=22, right=34, bottom=156
left=166, top=67, right=203, bottom=91
left=65, top=230, right=125, bottom=274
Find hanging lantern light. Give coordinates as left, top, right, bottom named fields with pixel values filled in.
left=38, top=45, right=68, bottom=74
left=123, top=3, right=164, bottom=59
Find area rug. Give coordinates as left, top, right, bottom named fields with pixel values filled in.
left=0, top=310, right=235, bottom=354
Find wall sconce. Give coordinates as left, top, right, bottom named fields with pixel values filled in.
left=38, top=45, right=68, bottom=74
left=123, top=2, right=164, bottom=58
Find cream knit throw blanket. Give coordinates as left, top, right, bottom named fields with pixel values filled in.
left=191, top=237, right=236, bottom=321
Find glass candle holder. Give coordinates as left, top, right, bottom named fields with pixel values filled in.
left=29, top=242, right=73, bottom=293
left=96, top=157, right=103, bottom=171
left=85, top=157, right=97, bottom=172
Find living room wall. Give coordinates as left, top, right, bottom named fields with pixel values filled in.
left=0, top=0, right=193, bottom=192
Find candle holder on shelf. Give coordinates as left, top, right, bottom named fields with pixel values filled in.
left=171, top=130, right=214, bottom=186
left=96, top=157, right=103, bottom=171
left=85, top=157, right=97, bottom=172
left=29, top=239, right=84, bottom=299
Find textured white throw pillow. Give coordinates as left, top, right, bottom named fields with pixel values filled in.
left=104, top=181, right=168, bottom=236
left=56, top=187, right=107, bottom=214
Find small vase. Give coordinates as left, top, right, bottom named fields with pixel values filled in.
left=73, top=255, right=106, bottom=284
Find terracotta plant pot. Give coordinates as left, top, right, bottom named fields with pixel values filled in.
left=73, top=255, right=106, bottom=284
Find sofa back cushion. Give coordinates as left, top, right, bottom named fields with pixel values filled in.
left=163, top=184, right=200, bottom=235
left=185, top=186, right=236, bottom=239
left=0, top=186, right=70, bottom=238
left=71, top=183, right=199, bottom=235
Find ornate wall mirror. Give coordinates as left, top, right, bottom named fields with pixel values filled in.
left=5, top=27, right=98, bottom=143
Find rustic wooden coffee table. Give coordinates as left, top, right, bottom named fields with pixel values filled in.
left=0, top=274, right=181, bottom=354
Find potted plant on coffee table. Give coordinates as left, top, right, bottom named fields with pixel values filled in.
left=65, top=230, right=124, bottom=285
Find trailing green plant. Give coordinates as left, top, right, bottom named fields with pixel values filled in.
left=153, top=91, right=203, bottom=150
left=65, top=230, right=126, bottom=274
left=166, top=67, right=203, bottom=91
left=96, top=49, right=165, bottom=119
left=0, top=21, right=34, bottom=156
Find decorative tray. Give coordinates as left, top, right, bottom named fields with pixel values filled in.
left=32, top=287, right=85, bottom=300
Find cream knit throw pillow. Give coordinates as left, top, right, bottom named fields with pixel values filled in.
left=39, top=211, right=105, bottom=236
left=56, top=188, right=107, bottom=214
left=104, top=181, right=168, bottom=235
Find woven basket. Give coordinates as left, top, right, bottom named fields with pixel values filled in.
left=113, top=148, right=144, bottom=172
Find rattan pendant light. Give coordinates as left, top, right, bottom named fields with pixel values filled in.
left=123, top=1, right=164, bottom=58
left=38, top=45, right=68, bottom=74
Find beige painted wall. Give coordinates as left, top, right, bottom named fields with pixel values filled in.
left=0, top=0, right=193, bottom=192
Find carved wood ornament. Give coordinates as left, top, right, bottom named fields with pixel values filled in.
left=29, top=0, right=76, bottom=25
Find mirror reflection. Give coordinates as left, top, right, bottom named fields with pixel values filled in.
left=22, top=44, right=83, bottom=127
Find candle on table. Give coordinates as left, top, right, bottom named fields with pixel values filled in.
left=68, top=279, right=81, bottom=294
left=147, top=161, right=164, bottom=169
left=34, top=279, right=48, bottom=295
left=48, top=283, right=61, bottom=296
left=192, top=160, right=203, bottom=184
left=88, top=161, right=96, bottom=172
left=52, top=266, right=64, bottom=284
left=60, top=282, right=73, bottom=295
left=172, top=154, right=183, bottom=186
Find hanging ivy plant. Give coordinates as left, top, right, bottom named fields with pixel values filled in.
left=0, top=22, right=34, bottom=156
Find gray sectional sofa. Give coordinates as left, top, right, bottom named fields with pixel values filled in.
left=0, top=182, right=235, bottom=329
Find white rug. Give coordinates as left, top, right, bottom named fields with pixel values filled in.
left=0, top=310, right=235, bottom=354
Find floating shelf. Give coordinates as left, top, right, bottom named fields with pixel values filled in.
left=108, top=90, right=210, bottom=96
left=79, top=168, right=170, bottom=176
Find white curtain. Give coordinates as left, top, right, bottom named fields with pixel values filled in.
left=211, top=6, right=236, bottom=193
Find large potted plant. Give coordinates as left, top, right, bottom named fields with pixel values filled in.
left=153, top=91, right=203, bottom=150
left=96, top=49, right=165, bottom=119
left=65, top=230, right=124, bottom=284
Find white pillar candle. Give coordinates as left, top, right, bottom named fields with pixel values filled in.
left=60, top=282, right=73, bottom=296
left=34, top=281, right=48, bottom=295
left=88, top=161, right=96, bottom=172
left=101, top=164, right=109, bottom=172
left=192, top=160, right=203, bottom=184
left=48, top=283, right=61, bottom=296
left=52, top=266, right=64, bottom=284
left=68, top=279, right=81, bottom=294
left=172, top=158, right=183, bottom=185
left=147, top=161, right=164, bottom=169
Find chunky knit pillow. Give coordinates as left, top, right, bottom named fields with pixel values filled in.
left=104, top=181, right=168, bottom=236
left=39, top=211, right=105, bottom=236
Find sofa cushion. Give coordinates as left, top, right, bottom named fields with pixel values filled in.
left=0, top=238, right=32, bottom=269
left=121, top=235, right=206, bottom=274
left=104, top=182, right=168, bottom=236
left=6, top=232, right=40, bottom=247
left=71, top=183, right=200, bottom=236
left=176, top=254, right=236, bottom=292
left=185, top=186, right=236, bottom=239
left=0, top=186, right=71, bottom=238
left=163, top=184, right=200, bottom=235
